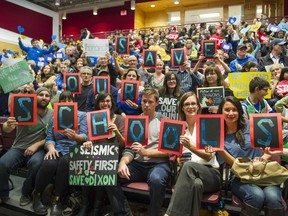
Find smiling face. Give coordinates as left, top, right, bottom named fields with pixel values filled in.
left=222, top=101, right=239, bottom=124
left=205, top=70, right=218, bottom=86
left=126, top=70, right=138, bottom=81
left=167, top=74, right=177, bottom=90
left=99, top=95, right=112, bottom=110
left=181, top=95, right=199, bottom=119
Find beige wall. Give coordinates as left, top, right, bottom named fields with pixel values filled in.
left=134, top=0, right=284, bottom=29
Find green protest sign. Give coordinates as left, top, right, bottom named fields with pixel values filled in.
left=0, top=60, right=34, bottom=93
left=69, top=144, right=119, bottom=186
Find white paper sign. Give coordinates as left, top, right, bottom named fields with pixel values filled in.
left=83, top=39, right=109, bottom=57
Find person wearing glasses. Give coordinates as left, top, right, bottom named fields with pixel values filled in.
left=242, top=77, right=274, bottom=119
left=117, top=68, right=144, bottom=117
left=74, top=66, right=93, bottom=111
left=164, top=92, right=221, bottom=216
left=77, top=91, right=125, bottom=215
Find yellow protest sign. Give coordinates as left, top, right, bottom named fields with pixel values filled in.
left=228, top=72, right=271, bottom=99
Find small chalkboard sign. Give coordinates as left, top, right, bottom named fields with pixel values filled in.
left=10, top=94, right=37, bottom=125
left=87, top=109, right=112, bottom=141
left=197, top=86, right=225, bottom=108
left=64, top=73, right=81, bottom=94
left=69, top=144, right=119, bottom=186
left=143, top=50, right=157, bottom=68
left=93, top=76, right=110, bottom=95
left=250, top=113, right=283, bottom=150
left=125, top=115, right=149, bottom=146
left=158, top=119, right=186, bottom=155
left=171, top=48, right=186, bottom=67
left=196, top=114, right=224, bottom=150
left=115, top=36, right=130, bottom=54
left=120, top=80, right=139, bottom=104
left=54, top=102, right=78, bottom=132
left=201, top=40, right=216, bottom=59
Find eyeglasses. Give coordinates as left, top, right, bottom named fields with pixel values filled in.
left=183, top=102, right=197, bottom=107
left=127, top=74, right=137, bottom=78
left=99, top=100, right=111, bottom=104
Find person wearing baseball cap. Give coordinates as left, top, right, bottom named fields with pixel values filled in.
left=0, top=86, right=54, bottom=208
left=229, top=43, right=258, bottom=72
left=260, top=38, right=288, bottom=71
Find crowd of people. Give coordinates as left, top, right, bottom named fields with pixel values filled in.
left=0, top=13, right=288, bottom=216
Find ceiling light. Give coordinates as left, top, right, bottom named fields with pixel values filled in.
left=131, top=0, right=135, bottom=10
left=55, top=0, right=60, bottom=6
left=150, top=4, right=155, bottom=7
left=62, top=11, right=67, bottom=20
left=93, top=6, right=98, bottom=15
left=174, top=0, right=179, bottom=4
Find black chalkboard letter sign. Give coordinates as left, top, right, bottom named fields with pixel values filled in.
left=69, top=144, right=119, bottom=186
left=115, top=37, right=129, bottom=54
left=196, top=114, right=224, bottom=150
left=120, top=80, right=139, bottom=104
left=171, top=48, right=186, bottom=67
left=201, top=40, right=216, bottom=59
left=54, top=102, right=78, bottom=132
left=93, top=76, right=110, bottom=95
left=125, top=115, right=149, bottom=146
left=197, top=86, right=225, bottom=108
left=158, top=118, right=186, bottom=155
left=87, top=109, right=112, bottom=141
left=64, top=73, right=81, bottom=94
left=250, top=113, right=283, bottom=150
left=143, top=50, right=157, bottom=68
left=10, top=94, right=37, bottom=125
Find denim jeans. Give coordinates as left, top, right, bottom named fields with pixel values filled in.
left=0, top=148, right=45, bottom=197
left=106, top=161, right=171, bottom=216
left=231, top=177, right=283, bottom=209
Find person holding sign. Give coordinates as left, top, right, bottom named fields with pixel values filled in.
left=165, top=92, right=221, bottom=216
left=117, top=68, right=144, bottom=117
left=0, top=87, right=53, bottom=206
left=106, top=87, right=170, bottom=216
left=201, top=66, right=234, bottom=114
left=76, top=91, right=125, bottom=216
left=206, top=96, right=284, bottom=216
left=32, top=91, right=88, bottom=216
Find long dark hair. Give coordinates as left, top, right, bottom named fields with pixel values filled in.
left=94, top=92, right=115, bottom=120
left=217, top=96, right=246, bottom=146
left=159, top=71, right=182, bottom=97
left=59, top=90, right=74, bottom=102
left=279, top=67, right=288, bottom=82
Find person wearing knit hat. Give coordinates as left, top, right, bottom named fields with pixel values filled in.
left=0, top=86, right=54, bottom=208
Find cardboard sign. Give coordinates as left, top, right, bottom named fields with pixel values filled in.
left=10, top=94, right=37, bottom=125
left=83, top=39, right=109, bottom=57
left=197, top=86, right=225, bottom=108
left=64, top=73, right=81, bottom=94
left=69, top=144, right=119, bottom=186
left=115, top=37, right=129, bottom=55
left=54, top=102, right=78, bottom=132
left=120, top=80, right=139, bottom=104
left=228, top=72, right=271, bottom=99
left=93, top=76, right=110, bottom=95
left=124, top=115, right=149, bottom=146
left=158, top=119, right=186, bottom=155
left=87, top=109, right=112, bottom=141
left=157, top=97, right=179, bottom=120
left=0, top=60, right=34, bottom=93
left=143, top=50, right=157, bottom=68
left=171, top=48, right=186, bottom=67
left=196, top=115, right=224, bottom=150
left=250, top=113, right=283, bottom=150
left=201, top=40, right=216, bottom=59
